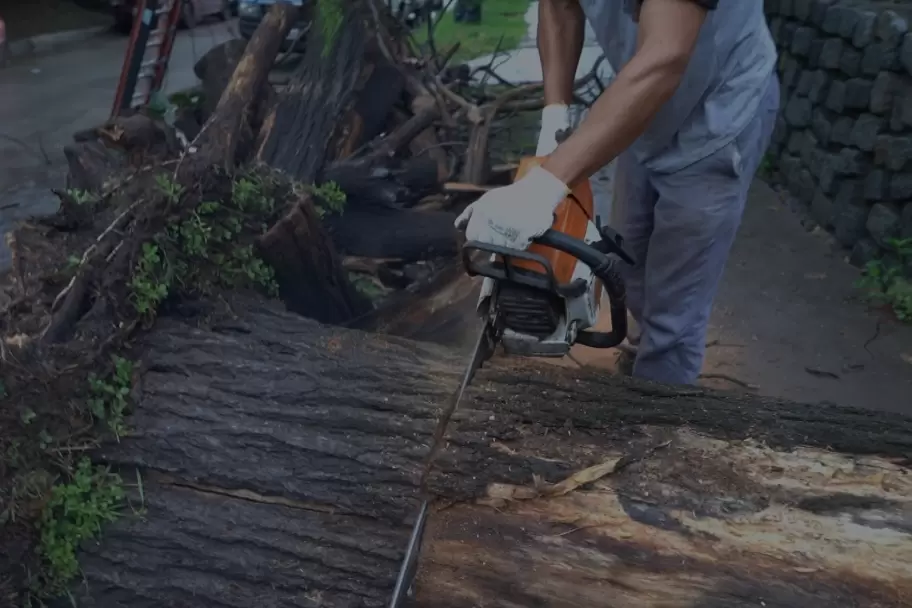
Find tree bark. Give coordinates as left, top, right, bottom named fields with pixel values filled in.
left=182, top=3, right=296, bottom=178
left=322, top=156, right=441, bottom=210
left=255, top=2, right=396, bottom=182
left=325, top=207, right=459, bottom=261
left=75, top=298, right=912, bottom=607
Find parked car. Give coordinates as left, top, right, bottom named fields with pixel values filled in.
left=237, top=0, right=309, bottom=52
left=110, top=0, right=233, bottom=34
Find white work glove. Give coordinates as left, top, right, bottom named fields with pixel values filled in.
left=455, top=165, right=569, bottom=251
left=535, top=104, right=572, bottom=156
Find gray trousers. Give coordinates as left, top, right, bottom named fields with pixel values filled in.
left=615, top=74, right=780, bottom=385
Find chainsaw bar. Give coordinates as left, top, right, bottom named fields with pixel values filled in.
left=388, top=321, right=497, bottom=607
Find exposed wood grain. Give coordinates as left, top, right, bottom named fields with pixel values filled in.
left=75, top=300, right=912, bottom=606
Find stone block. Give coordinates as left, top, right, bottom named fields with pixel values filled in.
left=781, top=21, right=799, bottom=48
left=772, top=115, right=789, bottom=146
left=781, top=53, right=801, bottom=89
left=852, top=10, right=877, bottom=48
left=875, top=10, right=908, bottom=49
left=796, top=168, right=817, bottom=202
left=902, top=203, right=912, bottom=240
left=837, top=148, right=866, bottom=175
left=811, top=110, right=833, bottom=144
left=889, top=85, right=912, bottom=132
left=866, top=202, right=903, bottom=248
left=800, top=130, right=819, bottom=165
left=839, top=7, right=864, bottom=39
left=870, top=72, right=901, bottom=115
left=770, top=16, right=784, bottom=42
left=795, top=70, right=814, bottom=96
left=849, top=114, right=884, bottom=152
left=780, top=0, right=794, bottom=18
left=864, top=169, right=888, bottom=201
left=806, top=70, right=830, bottom=103
left=793, top=0, right=811, bottom=23
left=808, top=148, right=828, bottom=180
left=821, top=5, right=844, bottom=35
left=844, top=78, right=872, bottom=109
left=809, top=0, right=833, bottom=27
left=839, top=46, right=861, bottom=76
left=807, top=38, right=825, bottom=68
left=833, top=183, right=869, bottom=248
left=780, top=154, right=802, bottom=183
left=785, top=96, right=813, bottom=127
left=861, top=42, right=900, bottom=75
left=824, top=79, right=845, bottom=112
left=901, top=33, right=912, bottom=77
left=818, top=37, right=843, bottom=69
left=849, top=237, right=881, bottom=267
left=890, top=174, right=912, bottom=201
left=875, top=135, right=912, bottom=172
left=811, top=190, right=835, bottom=228
left=791, top=26, right=815, bottom=56
left=831, top=116, right=854, bottom=145
left=787, top=130, right=804, bottom=154
left=818, top=153, right=837, bottom=193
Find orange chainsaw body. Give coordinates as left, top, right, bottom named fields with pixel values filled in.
left=510, top=157, right=599, bottom=303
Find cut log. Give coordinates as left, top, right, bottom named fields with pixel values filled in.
left=322, top=156, right=441, bottom=209
left=75, top=299, right=912, bottom=607
left=183, top=3, right=296, bottom=177
left=257, top=194, right=369, bottom=323
left=256, top=3, right=397, bottom=181
left=192, top=38, right=249, bottom=120
left=325, top=207, right=459, bottom=261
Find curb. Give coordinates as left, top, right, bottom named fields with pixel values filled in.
left=7, top=25, right=108, bottom=59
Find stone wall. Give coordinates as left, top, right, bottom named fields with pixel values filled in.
left=765, top=0, right=912, bottom=268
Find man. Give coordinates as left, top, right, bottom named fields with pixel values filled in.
left=456, top=0, right=780, bottom=385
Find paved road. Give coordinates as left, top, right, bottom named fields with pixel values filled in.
left=0, top=21, right=237, bottom=270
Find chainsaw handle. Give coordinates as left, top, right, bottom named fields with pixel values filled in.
left=533, top=229, right=630, bottom=349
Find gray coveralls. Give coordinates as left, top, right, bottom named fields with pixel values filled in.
left=577, top=0, right=780, bottom=385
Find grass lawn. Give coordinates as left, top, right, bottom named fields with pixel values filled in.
left=415, top=0, right=533, bottom=63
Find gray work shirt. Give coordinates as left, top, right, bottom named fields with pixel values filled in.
left=577, top=0, right=777, bottom=174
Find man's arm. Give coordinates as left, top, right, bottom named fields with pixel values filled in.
left=538, top=0, right=585, bottom=105
left=542, top=0, right=713, bottom=185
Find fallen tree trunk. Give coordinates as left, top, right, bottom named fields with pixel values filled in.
left=325, top=207, right=458, bottom=261
left=255, top=2, right=397, bottom=181
left=75, top=299, right=912, bottom=607
left=183, top=3, right=296, bottom=178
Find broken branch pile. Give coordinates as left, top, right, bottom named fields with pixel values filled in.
left=2, top=1, right=599, bottom=600
left=6, top=2, right=906, bottom=607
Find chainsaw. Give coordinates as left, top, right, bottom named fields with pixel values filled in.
left=388, top=156, right=636, bottom=607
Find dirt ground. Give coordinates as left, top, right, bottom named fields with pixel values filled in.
left=569, top=179, right=912, bottom=414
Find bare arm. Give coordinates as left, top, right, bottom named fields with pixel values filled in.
left=538, top=0, right=586, bottom=105
left=542, top=0, right=710, bottom=184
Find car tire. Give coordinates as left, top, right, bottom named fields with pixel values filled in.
left=179, top=0, right=197, bottom=29
left=219, top=0, right=232, bottom=20
left=114, top=11, right=133, bottom=34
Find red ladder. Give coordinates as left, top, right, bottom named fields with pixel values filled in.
left=111, top=0, right=183, bottom=117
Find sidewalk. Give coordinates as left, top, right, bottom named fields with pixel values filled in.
left=1, top=0, right=111, bottom=60
left=477, top=3, right=912, bottom=412
left=0, top=21, right=237, bottom=273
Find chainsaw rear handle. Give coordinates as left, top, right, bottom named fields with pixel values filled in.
left=532, top=230, right=629, bottom=349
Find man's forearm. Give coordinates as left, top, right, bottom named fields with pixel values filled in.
left=538, top=0, right=585, bottom=105
left=542, top=0, right=708, bottom=185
